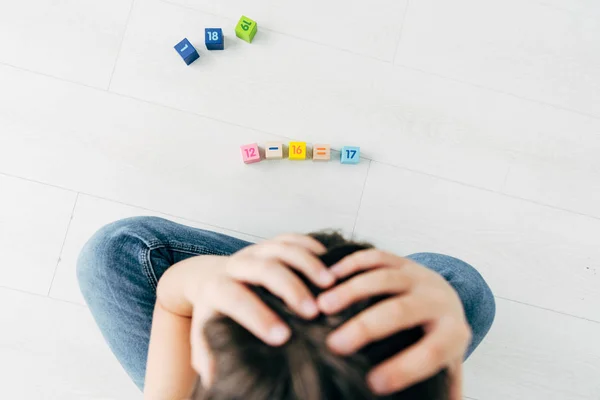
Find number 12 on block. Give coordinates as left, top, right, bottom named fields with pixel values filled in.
left=241, top=143, right=261, bottom=164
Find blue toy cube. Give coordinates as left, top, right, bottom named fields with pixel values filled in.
left=174, top=38, right=199, bottom=65
left=205, top=28, right=224, bottom=50
left=341, top=146, right=360, bottom=164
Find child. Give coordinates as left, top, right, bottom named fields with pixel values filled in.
left=77, top=217, right=495, bottom=399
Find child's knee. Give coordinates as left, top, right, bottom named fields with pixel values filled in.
left=76, top=216, right=163, bottom=295
left=406, top=252, right=495, bottom=353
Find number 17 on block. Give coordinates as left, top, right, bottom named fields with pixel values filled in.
left=340, top=146, right=360, bottom=164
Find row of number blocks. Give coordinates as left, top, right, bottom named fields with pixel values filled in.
left=241, top=143, right=360, bottom=164
left=174, top=16, right=258, bottom=65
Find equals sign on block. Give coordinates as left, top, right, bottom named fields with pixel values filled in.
left=313, top=144, right=331, bottom=161
left=265, top=142, right=283, bottom=159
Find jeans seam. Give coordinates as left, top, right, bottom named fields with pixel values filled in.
left=142, top=248, right=159, bottom=291
left=142, top=241, right=231, bottom=289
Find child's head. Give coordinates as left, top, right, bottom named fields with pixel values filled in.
left=193, top=232, right=448, bottom=400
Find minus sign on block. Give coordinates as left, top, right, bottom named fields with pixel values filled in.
left=265, top=142, right=283, bottom=159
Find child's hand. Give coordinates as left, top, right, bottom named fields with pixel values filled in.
left=188, top=234, right=335, bottom=385
left=317, top=249, right=471, bottom=400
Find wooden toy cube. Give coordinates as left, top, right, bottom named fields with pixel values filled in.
left=241, top=143, right=261, bottom=164
left=205, top=28, right=224, bottom=50
left=174, top=38, right=199, bottom=65
left=265, top=142, right=283, bottom=159
left=312, top=144, right=331, bottom=161
left=289, top=142, right=307, bottom=160
left=235, top=16, right=258, bottom=43
left=340, top=146, right=360, bottom=164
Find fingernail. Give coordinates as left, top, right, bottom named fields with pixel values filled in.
left=269, top=325, right=291, bottom=345
left=319, top=270, right=335, bottom=286
left=367, top=373, right=388, bottom=394
left=318, top=292, right=337, bottom=311
left=301, top=299, right=318, bottom=317
left=327, top=332, right=351, bottom=353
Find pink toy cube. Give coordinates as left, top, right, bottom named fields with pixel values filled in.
left=241, top=143, right=261, bottom=164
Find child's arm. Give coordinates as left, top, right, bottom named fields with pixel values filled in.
left=144, top=301, right=195, bottom=400
left=144, top=255, right=225, bottom=400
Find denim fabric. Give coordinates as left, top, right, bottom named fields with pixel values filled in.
left=77, top=216, right=495, bottom=391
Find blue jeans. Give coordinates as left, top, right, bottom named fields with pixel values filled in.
left=77, top=216, right=496, bottom=391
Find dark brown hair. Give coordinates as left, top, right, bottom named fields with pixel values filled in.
left=192, top=232, right=448, bottom=400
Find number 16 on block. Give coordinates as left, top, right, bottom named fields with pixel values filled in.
left=288, top=142, right=307, bottom=160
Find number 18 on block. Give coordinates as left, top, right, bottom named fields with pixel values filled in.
left=205, top=28, right=224, bottom=50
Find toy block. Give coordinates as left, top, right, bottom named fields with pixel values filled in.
left=205, top=28, right=224, bottom=50
left=265, top=142, right=283, bottom=159
left=312, top=144, right=331, bottom=161
left=340, top=146, right=360, bottom=164
left=289, top=142, right=307, bottom=160
left=174, top=38, right=199, bottom=65
left=241, top=143, right=261, bottom=164
left=235, top=16, right=258, bottom=43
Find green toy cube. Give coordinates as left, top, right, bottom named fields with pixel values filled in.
left=235, top=15, right=257, bottom=43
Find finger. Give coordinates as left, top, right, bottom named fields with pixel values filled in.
left=326, top=294, right=437, bottom=354
left=205, top=277, right=291, bottom=346
left=448, top=359, right=463, bottom=400
left=317, top=267, right=413, bottom=314
left=228, top=259, right=319, bottom=318
left=272, top=233, right=327, bottom=255
left=366, top=317, right=469, bottom=395
left=329, top=249, right=410, bottom=278
left=256, top=242, right=335, bottom=287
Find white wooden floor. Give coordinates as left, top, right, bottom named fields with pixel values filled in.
left=0, top=0, right=599, bottom=399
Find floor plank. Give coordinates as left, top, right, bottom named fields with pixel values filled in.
left=0, top=175, right=76, bottom=295
left=395, top=0, right=600, bottom=117
left=465, top=299, right=600, bottom=400
left=0, top=0, right=133, bottom=88
left=0, top=287, right=141, bottom=399
left=504, top=153, right=600, bottom=219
